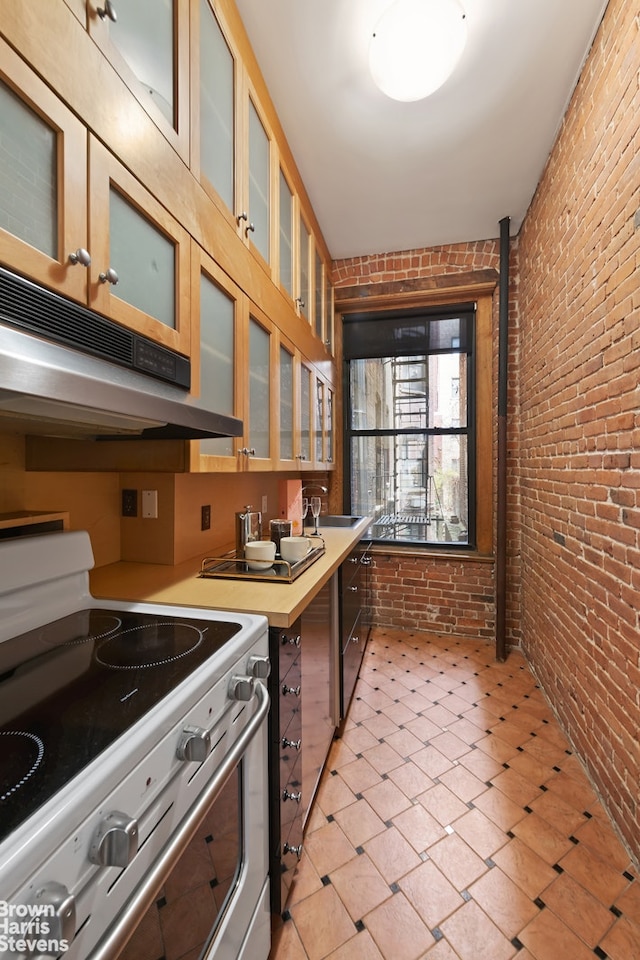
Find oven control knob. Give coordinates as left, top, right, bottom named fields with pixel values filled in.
left=247, top=654, right=271, bottom=679
left=34, top=882, right=76, bottom=944
left=177, top=724, right=211, bottom=762
left=89, top=811, right=138, bottom=867
left=228, top=674, right=255, bottom=701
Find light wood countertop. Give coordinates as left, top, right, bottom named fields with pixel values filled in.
left=90, top=518, right=371, bottom=628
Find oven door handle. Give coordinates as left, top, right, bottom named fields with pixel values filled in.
left=87, top=680, right=269, bottom=960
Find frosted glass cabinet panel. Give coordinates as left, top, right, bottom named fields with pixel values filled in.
left=248, top=100, right=270, bottom=264
left=299, top=215, right=310, bottom=320
left=0, top=42, right=88, bottom=303
left=300, top=363, right=311, bottom=464
left=279, top=344, right=294, bottom=462
left=315, top=377, right=324, bottom=463
left=200, top=0, right=234, bottom=212
left=90, top=138, right=190, bottom=355
left=325, top=275, right=334, bottom=353
left=109, top=188, right=175, bottom=329
left=248, top=316, right=270, bottom=459
left=108, top=0, right=175, bottom=126
left=0, top=80, right=56, bottom=258
left=199, top=273, right=235, bottom=458
left=314, top=251, right=323, bottom=339
left=279, top=169, right=293, bottom=297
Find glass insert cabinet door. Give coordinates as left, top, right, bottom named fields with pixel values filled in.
left=0, top=46, right=88, bottom=303
left=248, top=100, right=270, bottom=264
left=299, top=364, right=311, bottom=464
left=279, top=169, right=293, bottom=297
left=104, top=0, right=175, bottom=127
left=199, top=272, right=236, bottom=458
left=108, top=188, right=176, bottom=330
left=0, top=79, right=56, bottom=259
left=199, top=0, right=234, bottom=212
left=248, top=316, right=270, bottom=460
left=279, top=344, right=294, bottom=462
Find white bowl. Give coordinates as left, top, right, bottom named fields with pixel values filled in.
left=244, top=540, right=276, bottom=570
left=280, top=536, right=311, bottom=563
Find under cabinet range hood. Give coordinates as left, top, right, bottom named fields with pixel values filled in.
left=0, top=267, right=243, bottom=441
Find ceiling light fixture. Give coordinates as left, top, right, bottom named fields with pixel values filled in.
left=369, top=0, right=467, bottom=102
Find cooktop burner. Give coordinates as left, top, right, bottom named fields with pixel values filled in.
left=0, top=608, right=242, bottom=844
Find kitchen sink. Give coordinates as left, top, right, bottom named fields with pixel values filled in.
left=315, top=515, right=363, bottom=527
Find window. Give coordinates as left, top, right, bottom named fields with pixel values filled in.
left=344, top=305, right=475, bottom=547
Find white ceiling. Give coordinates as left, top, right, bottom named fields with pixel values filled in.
left=234, top=0, right=609, bottom=260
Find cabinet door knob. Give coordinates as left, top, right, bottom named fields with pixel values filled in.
left=282, top=789, right=302, bottom=803
left=283, top=842, right=303, bottom=858
left=282, top=683, right=301, bottom=697
left=281, top=633, right=301, bottom=647
left=281, top=736, right=301, bottom=751
left=240, top=446, right=255, bottom=457
left=99, top=267, right=119, bottom=285
left=245, top=222, right=255, bottom=236
left=348, top=585, right=358, bottom=593
left=97, top=1, right=117, bottom=22
left=68, top=247, right=91, bottom=267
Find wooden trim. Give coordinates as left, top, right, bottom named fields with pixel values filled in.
left=335, top=272, right=499, bottom=312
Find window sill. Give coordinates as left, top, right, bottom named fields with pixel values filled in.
left=368, top=544, right=495, bottom=563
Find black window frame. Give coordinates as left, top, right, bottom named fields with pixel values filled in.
left=343, top=302, right=477, bottom=550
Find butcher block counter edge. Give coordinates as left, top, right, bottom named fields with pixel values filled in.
left=89, top=518, right=372, bottom=628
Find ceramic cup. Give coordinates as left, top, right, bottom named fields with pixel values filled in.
left=244, top=539, right=276, bottom=570
left=280, top=536, right=311, bottom=564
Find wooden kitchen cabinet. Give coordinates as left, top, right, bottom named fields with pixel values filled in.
left=268, top=620, right=303, bottom=914
left=0, top=45, right=190, bottom=357
left=268, top=576, right=339, bottom=915
left=0, top=40, right=89, bottom=304
left=88, top=138, right=191, bottom=357
left=191, top=244, right=281, bottom=472
left=87, top=0, right=190, bottom=164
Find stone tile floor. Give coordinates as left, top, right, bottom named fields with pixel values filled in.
left=269, top=626, right=639, bottom=960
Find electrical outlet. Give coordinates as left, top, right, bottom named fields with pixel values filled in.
left=122, top=489, right=137, bottom=517
left=142, top=490, right=158, bottom=519
left=201, top=504, right=211, bottom=531
left=261, top=495, right=268, bottom=514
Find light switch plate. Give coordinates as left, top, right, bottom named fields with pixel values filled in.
left=142, top=489, right=158, bottom=519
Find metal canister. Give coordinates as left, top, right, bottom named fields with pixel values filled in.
left=235, top=505, right=262, bottom=554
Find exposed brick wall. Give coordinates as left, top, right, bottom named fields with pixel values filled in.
left=332, top=241, right=501, bottom=288
left=332, top=240, right=518, bottom=647
left=369, top=552, right=495, bottom=640
left=517, top=0, right=640, bottom=863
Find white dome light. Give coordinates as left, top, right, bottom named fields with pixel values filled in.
left=369, top=0, right=468, bottom=102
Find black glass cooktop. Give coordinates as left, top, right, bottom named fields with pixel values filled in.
left=0, top=608, right=242, bottom=845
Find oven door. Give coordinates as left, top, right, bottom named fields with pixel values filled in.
left=89, top=682, right=270, bottom=960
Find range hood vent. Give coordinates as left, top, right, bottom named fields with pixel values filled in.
left=0, top=268, right=243, bottom=441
